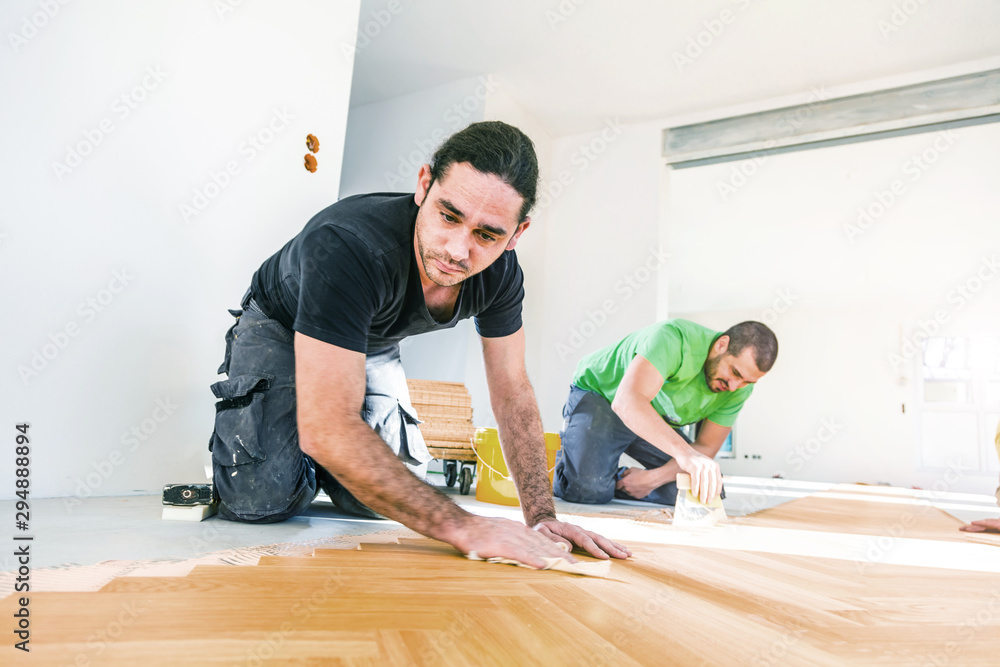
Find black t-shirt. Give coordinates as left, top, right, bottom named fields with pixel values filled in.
left=249, top=193, right=524, bottom=354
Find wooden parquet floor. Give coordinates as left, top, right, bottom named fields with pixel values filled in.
left=733, top=490, right=970, bottom=541
left=4, top=493, right=1000, bottom=665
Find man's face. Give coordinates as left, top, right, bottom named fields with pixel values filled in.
left=704, top=337, right=765, bottom=393
left=413, top=162, right=529, bottom=288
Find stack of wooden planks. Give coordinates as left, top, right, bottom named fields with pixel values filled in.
left=406, top=379, right=476, bottom=462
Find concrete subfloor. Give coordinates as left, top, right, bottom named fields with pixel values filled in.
left=3, top=474, right=996, bottom=573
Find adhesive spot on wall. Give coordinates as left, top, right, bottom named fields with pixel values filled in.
left=306, top=134, right=320, bottom=153
left=304, top=154, right=317, bottom=173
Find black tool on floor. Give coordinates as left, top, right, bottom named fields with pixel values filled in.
left=162, top=483, right=215, bottom=505
left=161, top=483, right=218, bottom=521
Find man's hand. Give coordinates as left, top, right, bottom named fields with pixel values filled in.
left=959, top=518, right=1000, bottom=533
left=615, top=467, right=661, bottom=501
left=675, top=449, right=722, bottom=504
left=534, top=519, right=632, bottom=560
left=450, top=516, right=587, bottom=568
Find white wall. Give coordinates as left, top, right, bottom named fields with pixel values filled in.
left=339, top=76, right=498, bottom=198
left=0, top=0, right=360, bottom=500
left=668, top=121, right=1000, bottom=494
left=535, top=119, right=665, bottom=431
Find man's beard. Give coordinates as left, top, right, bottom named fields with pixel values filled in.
left=704, top=355, right=722, bottom=392
left=415, top=224, right=469, bottom=287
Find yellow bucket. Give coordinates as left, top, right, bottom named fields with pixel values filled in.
left=473, top=427, right=561, bottom=506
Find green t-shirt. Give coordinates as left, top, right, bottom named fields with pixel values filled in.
left=573, top=319, right=752, bottom=427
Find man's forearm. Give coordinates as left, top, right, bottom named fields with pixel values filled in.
left=612, top=396, right=695, bottom=462
left=303, top=419, right=473, bottom=543
left=492, top=381, right=557, bottom=526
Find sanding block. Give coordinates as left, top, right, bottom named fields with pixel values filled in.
left=673, top=473, right=727, bottom=527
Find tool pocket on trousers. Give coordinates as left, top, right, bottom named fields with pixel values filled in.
left=398, top=401, right=431, bottom=466
left=209, top=373, right=273, bottom=466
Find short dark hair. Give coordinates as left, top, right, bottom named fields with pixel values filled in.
left=430, top=121, right=538, bottom=222
left=723, top=321, right=778, bottom=372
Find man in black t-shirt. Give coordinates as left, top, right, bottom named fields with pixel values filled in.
left=209, top=121, right=629, bottom=567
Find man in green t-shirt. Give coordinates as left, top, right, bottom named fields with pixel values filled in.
left=553, top=319, right=778, bottom=506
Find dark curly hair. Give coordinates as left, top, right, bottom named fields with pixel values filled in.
left=723, top=321, right=779, bottom=372
left=429, top=121, right=539, bottom=222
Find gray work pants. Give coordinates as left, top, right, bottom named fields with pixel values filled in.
left=553, top=384, right=689, bottom=506
left=208, top=293, right=430, bottom=523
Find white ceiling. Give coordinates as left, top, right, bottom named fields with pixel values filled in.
left=349, top=0, right=1000, bottom=136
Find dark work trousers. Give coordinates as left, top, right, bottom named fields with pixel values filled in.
left=209, top=292, right=430, bottom=523
left=553, top=384, right=691, bottom=506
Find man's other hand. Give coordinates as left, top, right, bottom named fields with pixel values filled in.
left=615, top=467, right=660, bottom=501
left=534, top=519, right=631, bottom=560
left=959, top=518, right=1000, bottom=533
